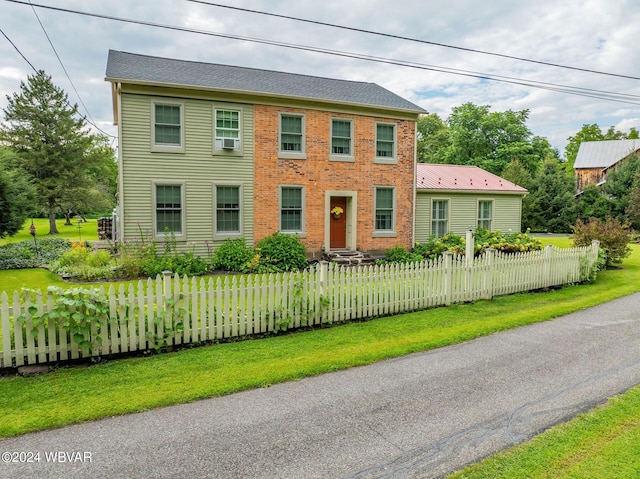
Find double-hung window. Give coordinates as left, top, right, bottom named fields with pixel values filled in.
left=215, top=185, right=241, bottom=235
left=478, top=200, right=493, bottom=230
left=432, top=200, right=448, bottom=237
left=280, top=114, right=304, bottom=155
left=375, top=123, right=396, bottom=162
left=215, top=109, right=240, bottom=151
left=280, top=186, right=304, bottom=233
left=152, top=102, right=184, bottom=152
left=155, top=184, right=183, bottom=236
left=331, top=119, right=353, bottom=159
left=374, top=187, right=395, bottom=234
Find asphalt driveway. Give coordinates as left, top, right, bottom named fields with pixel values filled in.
left=2, top=293, right=640, bottom=479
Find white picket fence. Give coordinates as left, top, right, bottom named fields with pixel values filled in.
left=0, top=242, right=600, bottom=368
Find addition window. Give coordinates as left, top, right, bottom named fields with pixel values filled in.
left=280, top=186, right=304, bottom=233
left=331, top=119, right=353, bottom=159
left=155, top=184, right=183, bottom=236
left=280, top=114, right=304, bottom=155
left=152, top=102, right=184, bottom=152
left=214, top=109, right=241, bottom=151
left=215, top=185, right=242, bottom=236
left=374, top=187, right=395, bottom=233
left=432, top=200, right=449, bottom=237
left=375, top=123, right=396, bottom=162
left=478, top=200, right=493, bottom=230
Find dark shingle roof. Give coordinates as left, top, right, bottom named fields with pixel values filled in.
left=105, top=50, right=426, bottom=114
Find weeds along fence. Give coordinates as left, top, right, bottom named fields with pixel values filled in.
left=0, top=241, right=600, bottom=368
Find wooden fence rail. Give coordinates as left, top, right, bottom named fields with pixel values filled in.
left=0, top=241, right=600, bottom=368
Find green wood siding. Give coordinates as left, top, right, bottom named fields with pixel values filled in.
left=415, top=192, right=523, bottom=242
left=119, top=92, right=254, bottom=256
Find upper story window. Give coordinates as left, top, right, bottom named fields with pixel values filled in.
left=215, top=109, right=241, bottom=151
left=331, top=119, right=354, bottom=161
left=375, top=123, right=396, bottom=164
left=432, top=199, right=449, bottom=237
left=280, top=114, right=304, bottom=153
left=478, top=200, right=493, bottom=230
left=152, top=102, right=184, bottom=152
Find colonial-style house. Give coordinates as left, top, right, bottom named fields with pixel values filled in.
left=105, top=50, right=425, bottom=258
left=574, top=139, right=640, bottom=191
left=414, top=163, right=527, bottom=241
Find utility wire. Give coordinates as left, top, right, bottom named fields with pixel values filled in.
left=28, top=1, right=104, bottom=134
left=187, top=0, right=640, bottom=82
left=0, top=22, right=117, bottom=138
left=6, top=0, right=640, bottom=106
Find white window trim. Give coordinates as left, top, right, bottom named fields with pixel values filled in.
left=213, top=183, right=244, bottom=239
left=373, top=186, right=396, bottom=237
left=278, top=113, right=307, bottom=160
left=477, top=199, right=493, bottom=230
left=151, top=100, right=185, bottom=153
left=330, top=118, right=355, bottom=162
left=279, top=185, right=306, bottom=236
left=213, top=106, right=243, bottom=157
left=152, top=181, right=186, bottom=241
left=431, top=198, right=450, bottom=237
left=374, top=122, right=397, bottom=164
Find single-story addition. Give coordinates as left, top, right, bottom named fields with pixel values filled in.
left=414, top=163, right=527, bottom=242
left=574, top=139, right=640, bottom=191
left=105, top=50, right=425, bottom=259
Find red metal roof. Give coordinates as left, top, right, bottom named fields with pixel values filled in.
left=416, top=163, right=527, bottom=194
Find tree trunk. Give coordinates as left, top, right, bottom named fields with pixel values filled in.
left=48, top=207, right=59, bottom=235
left=64, top=210, right=72, bottom=226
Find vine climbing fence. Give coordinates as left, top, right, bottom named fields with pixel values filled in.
left=0, top=241, right=600, bottom=368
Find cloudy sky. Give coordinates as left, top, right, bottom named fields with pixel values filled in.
left=2, top=0, right=640, bottom=156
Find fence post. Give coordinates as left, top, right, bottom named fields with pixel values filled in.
left=465, top=229, right=474, bottom=267
left=443, top=251, right=453, bottom=306
left=484, top=248, right=495, bottom=299
left=543, top=245, right=552, bottom=288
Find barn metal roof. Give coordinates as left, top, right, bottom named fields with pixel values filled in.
left=416, top=163, right=527, bottom=194
left=105, top=50, right=426, bottom=114
left=573, top=139, right=640, bottom=169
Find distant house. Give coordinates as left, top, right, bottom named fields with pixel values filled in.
left=105, top=50, right=425, bottom=258
left=574, top=139, right=640, bottom=191
left=415, top=164, right=527, bottom=241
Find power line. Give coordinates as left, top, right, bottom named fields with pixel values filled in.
left=6, top=0, right=640, bottom=106
left=29, top=1, right=100, bottom=130
left=0, top=22, right=117, bottom=138
left=187, top=0, right=640, bottom=82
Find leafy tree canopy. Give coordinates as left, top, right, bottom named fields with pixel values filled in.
left=416, top=103, right=556, bottom=176
left=0, top=147, right=36, bottom=238
left=0, top=70, right=116, bottom=234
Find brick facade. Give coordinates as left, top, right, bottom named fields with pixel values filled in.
left=254, top=104, right=415, bottom=256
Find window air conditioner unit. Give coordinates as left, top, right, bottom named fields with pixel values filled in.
left=222, top=138, right=236, bottom=149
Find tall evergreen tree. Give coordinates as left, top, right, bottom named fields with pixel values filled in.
left=0, top=70, right=115, bottom=234
left=523, top=159, right=577, bottom=233
left=0, top=148, right=35, bottom=238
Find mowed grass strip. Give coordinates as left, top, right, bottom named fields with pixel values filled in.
left=0, top=243, right=638, bottom=439
left=448, top=385, right=640, bottom=479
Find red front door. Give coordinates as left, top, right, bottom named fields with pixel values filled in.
left=330, top=197, right=347, bottom=249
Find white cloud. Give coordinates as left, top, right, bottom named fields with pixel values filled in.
left=1, top=0, right=639, bottom=158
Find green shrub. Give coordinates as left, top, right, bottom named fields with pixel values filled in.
left=255, top=232, right=308, bottom=272
left=414, top=232, right=466, bottom=260
left=571, top=216, right=633, bottom=267
left=212, top=238, right=255, bottom=272
left=0, top=237, right=71, bottom=270
left=379, top=245, right=423, bottom=264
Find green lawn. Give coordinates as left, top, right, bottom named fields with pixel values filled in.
left=0, top=240, right=638, bottom=439
left=0, top=218, right=99, bottom=245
